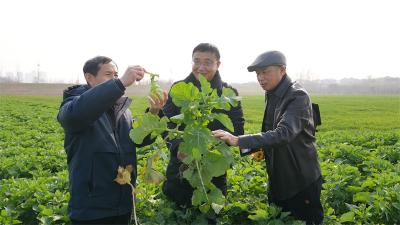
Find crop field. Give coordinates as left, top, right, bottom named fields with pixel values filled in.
left=0, top=95, right=399, bottom=224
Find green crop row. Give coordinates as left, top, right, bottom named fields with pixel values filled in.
left=0, top=95, right=399, bottom=224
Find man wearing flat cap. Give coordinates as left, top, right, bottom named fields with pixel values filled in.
left=213, top=51, right=323, bottom=224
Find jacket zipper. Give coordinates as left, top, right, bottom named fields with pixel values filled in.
left=114, top=98, right=129, bottom=213
left=105, top=107, right=123, bottom=210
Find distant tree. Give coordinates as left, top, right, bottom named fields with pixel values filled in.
left=16, top=71, right=23, bottom=83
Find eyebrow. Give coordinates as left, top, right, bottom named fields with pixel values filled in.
left=193, top=58, right=214, bottom=62
left=105, top=70, right=116, bottom=74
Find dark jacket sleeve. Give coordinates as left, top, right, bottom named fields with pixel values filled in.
left=238, top=91, right=312, bottom=150
left=57, top=79, right=125, bottom=133
left=229, top=99, right=245, bottom=136
left=162, top=91, right=181, bottom=129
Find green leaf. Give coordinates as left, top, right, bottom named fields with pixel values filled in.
left=192, top=147, right=201, bottom=161
left=199, top=74, right=212, bottom=95
left=222, top=87, right=241, bottom=107
left=204, top=150, right=230, bottom=177
left=199, top=203, right=210, bottom=214
left=353, top=192, right=371, bottom=203
left=149, top=72, right=163, bottom=99
left=183, top=162, right=211, bottom=188
left=213, top=113, right=234, bottom=132
left=346, top=185, right=363, bottom=193
left=193, top=214, right=209, bottom=225
left=40, top=207, right=53, bottom=216
left=339, top=211, right=355, bottom=223
left=211, top=203, right=224, bottom=214
left=170, top=113, right=184, bottom=123
left=130, top=113, right=167, bottom=144
left=361, top=177, right=375, bottom=189
left=208, top=187, right=225, bottom=205
left=192, top=188, right=207, bottom=206
left=267, top=205, right=280, bottom=217
left=248, top=209, right=269, bottom=221
left=181, top=126, right=211, bottom=155
left=51, top=215, right=63, bottom=222
left=183, top=167, right=195, bottom=183
left=170, top=82, right=200, bottom=107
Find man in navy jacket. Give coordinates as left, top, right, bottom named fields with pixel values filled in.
left=58, top=56, right=167, bottom=224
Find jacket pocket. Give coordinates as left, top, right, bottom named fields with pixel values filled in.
left=120, top=146, right=136, bottom=178
left=88, top=147, right=120, bottom=208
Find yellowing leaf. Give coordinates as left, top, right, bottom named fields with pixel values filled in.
left=251, top=149, right=264, bottom=161
left=142, top=151, right=166, bottom=185
left=114, top=165, right=133, bottom=185
left=113, top=164, right=139, bottom=225
left=143, top=169, right=165, bottom=185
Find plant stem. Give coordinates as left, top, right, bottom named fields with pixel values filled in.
left=129, top=183, right=139, bottom=225
left=195, top=159, right=209, bottom=202
left=165, top=128, right=184, bottom=135
left=144, top=71, right=159, bottom=77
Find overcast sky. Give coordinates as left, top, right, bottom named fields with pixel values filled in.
left=1, top=0, right=399, bottom=83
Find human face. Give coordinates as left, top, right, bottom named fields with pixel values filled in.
left=192, top=51, right=220, bottom=81
left=85, top=62, right=118, bottom=87
left=255, top=65, right=286, bottom=91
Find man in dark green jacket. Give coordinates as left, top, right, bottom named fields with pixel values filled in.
left=58, top=56, right=167, bottom=224
left=213, top=51, right=323, bottom=224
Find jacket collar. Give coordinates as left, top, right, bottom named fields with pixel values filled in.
left=184, top=71, right=223, bottom=90
left=267, top=74, right=292, bottom=98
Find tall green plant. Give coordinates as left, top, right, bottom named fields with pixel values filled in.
left=130, top=74, right=240, bottom=214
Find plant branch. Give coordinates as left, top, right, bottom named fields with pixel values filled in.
left=195, top=159, right=209, bottom=202
left=128, top=183, right=139, bottom=225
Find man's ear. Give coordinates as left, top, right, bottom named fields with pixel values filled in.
left=280, top=66, right=286, bottom=75
left=84, top=73, right=94, bottom=86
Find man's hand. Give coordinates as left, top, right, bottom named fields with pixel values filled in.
left=119, top=65, right=145, bottom=87
left=148, top=91, right=168, bottom=115
left=212, top=130, right=239, bottom=146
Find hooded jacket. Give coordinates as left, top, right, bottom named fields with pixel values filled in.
left=238, top=75, right=321, bottom=201
left=57, top=79, right=143, bottom=220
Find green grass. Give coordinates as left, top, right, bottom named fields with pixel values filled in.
left=312, top=95, right=400, bottom=131
left=6, top=95, right=396, bottom=133
left=235, top=95, right=400, bottom=133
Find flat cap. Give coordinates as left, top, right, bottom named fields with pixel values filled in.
left=247, top=50, right=286, bottom=72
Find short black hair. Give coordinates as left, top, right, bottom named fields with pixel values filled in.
left=83, top=56, right=116, bottom=76
left=192, top=43, right=220, bottom=60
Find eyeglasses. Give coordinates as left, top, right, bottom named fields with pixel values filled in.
left=192, top=59, right=217, bottom=67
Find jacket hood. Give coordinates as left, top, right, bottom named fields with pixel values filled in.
left=62, top=84, right=90, bottom=100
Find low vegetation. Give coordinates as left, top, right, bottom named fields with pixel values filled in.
left=0, top=95, right=399, bottom=224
